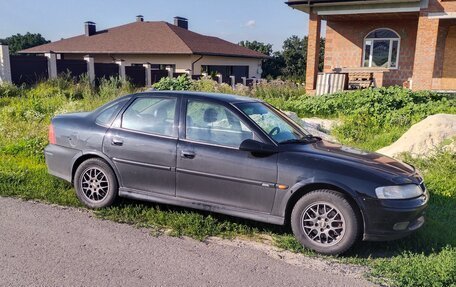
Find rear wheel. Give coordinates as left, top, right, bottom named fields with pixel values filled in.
left=290, top=189, right=360, bottom=255
left=74, top=158, right=118, bottom=209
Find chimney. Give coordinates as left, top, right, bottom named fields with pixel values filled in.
left=174, top=17, right=188, bottom=30
left=136, top=15, right=144, bottom=22
left=84, top=21, right=96, bottom=36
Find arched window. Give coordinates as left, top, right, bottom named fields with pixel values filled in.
left=363, top=28, right=400, bottom=69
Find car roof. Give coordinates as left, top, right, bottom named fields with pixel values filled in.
left=136, top=90, right=263, bottom=104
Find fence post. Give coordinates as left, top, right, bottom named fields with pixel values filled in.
left=166, top=65, right=174, bottom=78
left=230, top=76, right=235, bottom=88
left=84, top=56, right=95, bottom=85
left=241, top=77, right=247, bottom=86
left=0, top=45, right=12, bottom=84
left=143, top=63, right=151, bottom=87
left=116, top=60, right=126, bottom=82
left=216, top=73, right=222, bottom=84
left=45, top=52, right=58, bottom=79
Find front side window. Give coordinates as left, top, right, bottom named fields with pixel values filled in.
left=363, top=29, right=400, bottom=69
left=185, top=100, right=253, bottom=148
left=121, top=97, right=177, bottom=136
left=236, top=102, right=306, bottom=143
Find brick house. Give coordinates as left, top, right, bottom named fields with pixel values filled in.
left=20, top=16, right=267, bottom=82
left=286, top=0, right=456, bottom=92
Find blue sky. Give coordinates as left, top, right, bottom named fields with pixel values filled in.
left=0, top=0, right=315, bottom=51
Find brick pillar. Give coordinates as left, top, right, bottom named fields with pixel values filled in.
left=305, top=13, right=321, bottom=93
left=0, top=45, right=12, bottom=84
left=45, top=52, right=58, bottom=79
left=84, top=55, right=95, bottom=85
left=143, top=63, right=151, bottom=87
left=411, top=14, right=439, bottom=91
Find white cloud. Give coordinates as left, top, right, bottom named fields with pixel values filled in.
left=244, top=20, right=256, bottom=28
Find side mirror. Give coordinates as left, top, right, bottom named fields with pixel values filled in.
left=239, top=139, right=278, bottom=155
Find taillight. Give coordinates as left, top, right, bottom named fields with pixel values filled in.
left=48, top=124, right=56, bottom=144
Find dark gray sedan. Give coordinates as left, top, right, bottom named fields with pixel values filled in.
left=45, top=91, right=428, bottom=255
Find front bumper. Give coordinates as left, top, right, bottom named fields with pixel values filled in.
left=361, top=190, right=429, bottom=241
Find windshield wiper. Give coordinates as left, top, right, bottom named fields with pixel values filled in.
left=279, top=135, right=322, bottom=144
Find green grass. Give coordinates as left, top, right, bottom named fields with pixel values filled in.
left=96, top=204, right=259, bottom=240
left=1, top=77, right=456, bottom=286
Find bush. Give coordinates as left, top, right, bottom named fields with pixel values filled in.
left=190, top=77, right=234, bottom=94
left=98, top=76, right=134, bottom=99
left=266, top=87, right=455, bottom=150
left=0, top=83, right=23, bottom=98
left=152, top=75, right=192, bottom=91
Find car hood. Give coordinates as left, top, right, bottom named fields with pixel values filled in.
left=284, top=140, right=417, bottom=180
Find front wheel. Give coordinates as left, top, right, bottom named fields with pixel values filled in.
left=74, top=158, right=118, bottom=209
left=290, top=189, right=360, bottom=255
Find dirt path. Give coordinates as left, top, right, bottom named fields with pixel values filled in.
left=0, top=197, right=375, bottom=286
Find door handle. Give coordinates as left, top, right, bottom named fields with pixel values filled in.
left=181, top=150, right=195, bottom=159
left=111, top=138, right=124, bottom=146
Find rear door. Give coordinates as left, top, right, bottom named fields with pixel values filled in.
left=103, top=94, right=179, bottom=196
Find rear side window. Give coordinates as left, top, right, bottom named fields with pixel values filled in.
left=95, top=99, right=129, bottom=126
left=121, top=97, right=177, bottom=137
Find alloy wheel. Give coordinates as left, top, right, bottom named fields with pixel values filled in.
left=301, top=202, right=346, bottom=246
left=80, top=167, right=109, bottom=202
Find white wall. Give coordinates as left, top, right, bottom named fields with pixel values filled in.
left=63, top=53, right=193, bottom=73
left=62, top=53, right=262, bottom=78
left=191, top=55, right=262, bottom=78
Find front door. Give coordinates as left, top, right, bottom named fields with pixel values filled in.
left=176, top=99, right=278, bottom=213
left=103, top=95, right=179, bottom=196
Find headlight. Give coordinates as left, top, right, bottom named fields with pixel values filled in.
left=375, top=184, right=423, bottom=199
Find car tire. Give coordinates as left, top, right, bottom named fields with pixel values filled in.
left=290, top=189, right=360, bottom=255
left=74, top=158, right=118, bottom=209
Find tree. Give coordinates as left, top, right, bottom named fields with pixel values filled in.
left=282, top=35, right=307, bottom=80
left=239, top=37, right=325, bottom=81
left=262, top=51, right=285, bottom=79
left=0, top=33, right=50, bottom=55
left=239, top=40, right=273, bottom=56
left=281, top=35, right=325, bottom=81
left=239, top=40, right=285, bottom=78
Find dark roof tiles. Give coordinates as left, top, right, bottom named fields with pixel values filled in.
left=20, top=21, right=267, bottom=58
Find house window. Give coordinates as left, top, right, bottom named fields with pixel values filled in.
left=363, top=28, right=400, bottom=69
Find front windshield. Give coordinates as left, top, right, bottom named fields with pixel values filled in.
left=236, top=102, right=308, bottom=143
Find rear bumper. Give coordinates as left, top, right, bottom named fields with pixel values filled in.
left=361, top=191, right=429, bottom=241
left=44, top=144, right=81, bottom=183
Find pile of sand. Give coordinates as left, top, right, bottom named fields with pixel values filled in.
left=377, top=114, right=456, bottom=158
left=282, top=111, right=339, bottom=142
